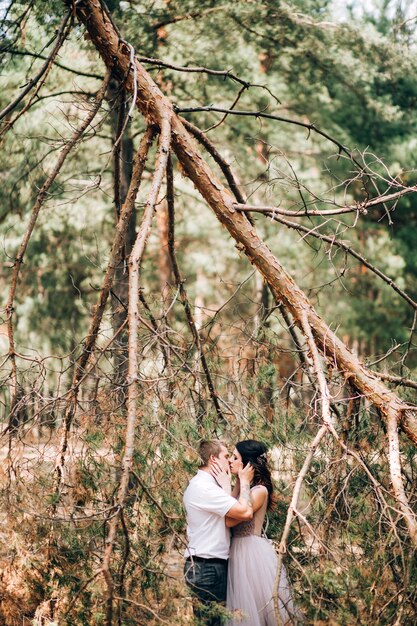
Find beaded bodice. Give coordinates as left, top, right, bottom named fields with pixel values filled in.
left=231, top=485, right=268, bottom=538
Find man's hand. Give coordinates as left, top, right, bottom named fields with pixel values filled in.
left=209, top=458, right=232, bottom=494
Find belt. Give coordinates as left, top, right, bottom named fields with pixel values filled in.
left=186, top=555, right=228, bottom=565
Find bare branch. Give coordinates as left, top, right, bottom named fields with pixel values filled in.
left=274, top=310, right=332, bottom=624
left=0, top=11, right=72, bottom=123
left=139, top=55, right=250, bottom=88
left=175, top=105, right=355, bottom=160
left=166, top=154, right=225, bottom=424
left=101, top=114, right=172, bottom=626
left=0, top=46, right=104, bottom=80
left=386, top=405, right=417, bottom=545
left=55, top=124, right=156, bottom=491
left=139, top=55, right=278, bottom=106
left=266, top=213, right=417, bottom=311
left=181, top=118, right=245, bottom=204
left=374, top=372, right=417, bottom=390
left=6, top=69, right=111, bottom=429
left=233, top=184, right=417, bottom=217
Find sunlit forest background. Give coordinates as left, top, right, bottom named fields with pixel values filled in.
left=1, top=0, right=417, bottom=624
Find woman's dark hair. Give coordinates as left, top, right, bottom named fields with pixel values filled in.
left=236, top=439, right=274, bottom=507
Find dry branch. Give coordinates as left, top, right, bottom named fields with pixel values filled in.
left=166, top=155, right=225, bottom=424
left=55, top=125, right=156, bottom=490
left=273, top=312, right=333, bottom=624
left=0, top=46, right=103, bottom=79
left=5, top=69, right=111, bottom=429
left=175, top=105, right=358, bottom=162
left=101, top=115, right=172, bottom=626
left=0, top=11, right=72, bottom=125
left=262, top=212, right=417, bottom=312
left=0, top=15, right=74, bottom=140
left=233, top=182, right=417, bottom=216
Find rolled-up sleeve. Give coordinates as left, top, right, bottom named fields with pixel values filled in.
left=188, top=484, right=236, bottom=517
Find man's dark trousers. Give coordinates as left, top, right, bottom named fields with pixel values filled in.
left=184, top=556, right=228, bottom=625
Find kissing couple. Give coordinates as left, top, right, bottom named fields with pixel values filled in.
left=183, top=439, right=300, bottom=625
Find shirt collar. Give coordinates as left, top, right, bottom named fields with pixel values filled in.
left=197, top=469, right=216, bottom=483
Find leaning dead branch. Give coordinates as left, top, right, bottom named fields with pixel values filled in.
left=0, top=11, right=72, bottom=126
left=273, top=311, right=332, bottom=624
left=5, top=69, right=111, bottom=434
left=70, top=0, right=417, bottom=473
left=385, top=404, right=417, bottom=545
left=166, top=155, right=225, bottom=424
left=101, top=114, right=172, bottom=626
left=55, top=125, right=156, bottom=491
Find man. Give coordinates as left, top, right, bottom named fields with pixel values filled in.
left=183, top=439, right=254, bottom=625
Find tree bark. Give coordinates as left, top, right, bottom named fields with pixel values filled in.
left=109, top=81, right=135, bottom=395
left=67, top=0, right=417, bottom=449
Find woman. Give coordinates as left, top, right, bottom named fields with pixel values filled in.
left=218, top=440, right=298, bottom=626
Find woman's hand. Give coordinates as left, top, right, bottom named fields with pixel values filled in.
left=209, top=458, right=232, bottom=494
left=238, top=462, right=254, bottom=486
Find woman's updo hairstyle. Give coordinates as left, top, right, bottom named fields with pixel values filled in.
left=236, top=439, right=274, bottom=506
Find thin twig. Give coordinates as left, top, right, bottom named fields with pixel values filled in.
left=166, top=154, right=226, bottom=424
left=0, top=11, right=72, bottom=123
left=5, top=69, right=111, bottom=436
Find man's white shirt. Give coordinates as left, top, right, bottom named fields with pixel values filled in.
left=183, top=469, right=237, bottom=560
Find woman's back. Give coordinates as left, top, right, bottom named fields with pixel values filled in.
left=232, top=485, right=268, bottom=538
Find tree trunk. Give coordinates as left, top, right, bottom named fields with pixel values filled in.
left=109, top=81, right=135, bottom=398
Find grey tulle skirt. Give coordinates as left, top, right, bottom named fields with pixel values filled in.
left=227, top=535, right=297, bottom=626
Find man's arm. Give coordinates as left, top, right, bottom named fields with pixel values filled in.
left=225, top=463, right=254, bottom=521
left=226, top=485, right=267, bottom=526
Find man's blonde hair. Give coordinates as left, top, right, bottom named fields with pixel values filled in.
left=198, top=439, right=225, bottom=466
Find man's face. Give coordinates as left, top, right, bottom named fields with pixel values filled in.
left=214, top=444, right=230, bottom=472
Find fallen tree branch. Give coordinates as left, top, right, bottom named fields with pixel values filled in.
left=233, top=183, right=417, bottom=217
left=55, top=124, right=156, bottom=492
left=0, top=11, right=72, bottom=124
left=6, top=69, right=111, bottom=433
left=101, top=114, right=172, bottom=626
left=166, top=154, right=225, bottom=424
left=68, top=0, right=417, bottom=505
